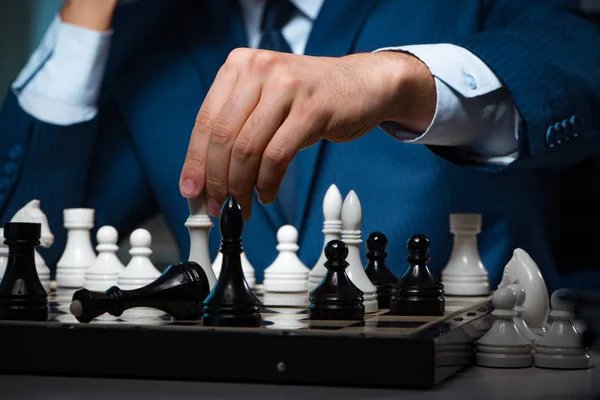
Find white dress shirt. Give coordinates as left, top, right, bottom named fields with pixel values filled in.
left=11, top=0, right=519, bottom=164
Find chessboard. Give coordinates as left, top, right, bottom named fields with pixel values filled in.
left=0, top=285, right=492, bottom=389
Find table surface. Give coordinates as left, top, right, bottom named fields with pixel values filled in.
left=2, top=361, right=599, bottom=400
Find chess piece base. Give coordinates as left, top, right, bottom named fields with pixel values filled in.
left=0, top=299, right=48, bottom=321
left=534, top=351, right=592, bottom=370
left=476, top=348, right=533, bottom=368
left=203, top=305, right=261, bottom=327
left=389, top=295, right=445, bottom=316
left=442, top=278, right=489, bottom=296
left=308, top=302, right=364, bottom=320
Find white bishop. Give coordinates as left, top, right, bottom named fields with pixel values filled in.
left=185, top=196, right=216, bottom=289
left=263, top=225, right=309, bottom=292
left=0, top=228, right=7, bottom=280
left=117, top=229, right=161, bottom=290
left=84, top=226, right=125, bottom=291
left=341, top=190, right=378, bottom=314
left=308, top=184, right=342, bottom=292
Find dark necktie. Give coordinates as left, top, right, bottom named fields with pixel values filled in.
left=257, top=0, right=298, bottom=224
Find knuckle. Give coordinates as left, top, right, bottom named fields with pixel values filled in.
left=250, top=50, right=278, bottom=71
left=275, top=73, right=300, bottom=91
left=233, top=135, right=259, bottom=160
left=226, top=48, right=251, bottom=67
left=194, top=109, right=212, bottom=131
left=263, top=146, right=290, bottom=168
left=205, top=175, right=227, bottom=197
left=184, top=150, right=206, bottom=171
left=210, top=118, right=236, bottom=146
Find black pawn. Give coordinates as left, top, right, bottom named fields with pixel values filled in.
left=70, top=261, right=210, bottom=323
left=203, top=196, right=261, bottom=327
left=309, top=240, right=364, bottom=320
left=0, top=222, right=48, bottom=321
left=364, top=232, right=397, bottom=309
left=390, top=234, right=444, bottom=316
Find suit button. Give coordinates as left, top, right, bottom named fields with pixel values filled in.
left=554, top=122, right=563, bottom=144
left=8, top=144, right=22, bottom=161
left=464, top=74, right=477, bottom=90
left=3, top=162, right=17, bottom=176
left=570, top=115, right=579, bottom=137
left=562, top=120, right=572, bottom=140
left=545, top=125, right=555, bottom=147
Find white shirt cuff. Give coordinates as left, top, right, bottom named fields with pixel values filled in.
left=376, top=44, right=520, bottom=166
left=12, top=16, right=112, bottom=126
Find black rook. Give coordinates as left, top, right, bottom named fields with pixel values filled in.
left=0, top=222, right=48, bottom=321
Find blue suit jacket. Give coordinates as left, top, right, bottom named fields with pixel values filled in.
left=1, top=0, right=600, bottom=291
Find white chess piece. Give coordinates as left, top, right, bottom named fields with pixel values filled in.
left=476, top=287, right=533, bottom=368
left=56, top=208, right=96, bottom=288
left=441, top=214, right=489, bottom=296
left=0, top=228, right=7, bottom=280
left=117, top=228, right=161, bottom=290
left=185, top=196, right=216, bottom=289
left=308, top=184, right=342, bottom=292
left=341, top=190, right=378, bottom=314
left=10, top=199, right=53, bottom=291
left=533, top=289, right=592, bottom=369
left=507, top=283, right=540, bottom=342
left=264, top=225, right=310, bottom=292
left=498, top=248, right=549, bottom=335
left=84, top=226, right=125, bottom=291
left=212, top=250, right=255, bottom=288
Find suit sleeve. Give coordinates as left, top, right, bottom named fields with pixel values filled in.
left=431, top=0, right=600, bottom=171
left=0, top=88, right=158, bottom=267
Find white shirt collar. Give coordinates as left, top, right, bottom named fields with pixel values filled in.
left=289, top=0, right=324, bottom=21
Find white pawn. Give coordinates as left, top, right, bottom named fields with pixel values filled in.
left=84, top=226, right=125, bottom=291
left=308, top=184, right=342, bottom=292
left=0, top=228, right=7, bottom=280
left=117, top=229, right=161, bottom=290
left=185, top=196, right=216, bottom=289
left=533, top=289, right=592, bottom=369
left=56, top=208, right=97, bottom=288
left=476, top=287, right=532, bottom=368
left=264, top=225, right=310, bottom=292
left=507, top=283, right=540, bottom=342
left=341, top=190, right=378, bottom=314
left=212, top=250, right=255, bottom=288
left=441, top=214, right=489, bottom=296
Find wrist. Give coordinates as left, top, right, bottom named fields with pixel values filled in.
left=60, top=0, right=118, bottom=32
left=375, top=51, right=436, bottom=133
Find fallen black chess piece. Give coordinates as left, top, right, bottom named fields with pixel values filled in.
left=70, top=261, right=210, bottom=323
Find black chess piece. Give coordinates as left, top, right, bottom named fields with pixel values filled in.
left=203, top=196, right=261, bottom=327
left=0, top=222, right=48, bottom=321
left=389, top=234, right=444, bottom=316
left=70, top=261, right=210, bottom=323
left=364, top=232, right=397, bottom=309
left=309, top=239, right=364, bottom=320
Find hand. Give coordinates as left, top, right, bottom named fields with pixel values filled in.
left=60, top=0, right=118, bottom=31
left=180, top=49, right=435, bottom=219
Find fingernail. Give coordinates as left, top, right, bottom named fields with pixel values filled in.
left=208, top=198, right=221, bottom=217
left=180, top=179, right=198, bottom=198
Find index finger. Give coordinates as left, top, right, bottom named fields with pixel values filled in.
left=179, top=64, right=239, bottom=199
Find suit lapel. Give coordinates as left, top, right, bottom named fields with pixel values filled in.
left=181, top=0, right=247, bottom=91
left=295, top=0, right=379, bottom=232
